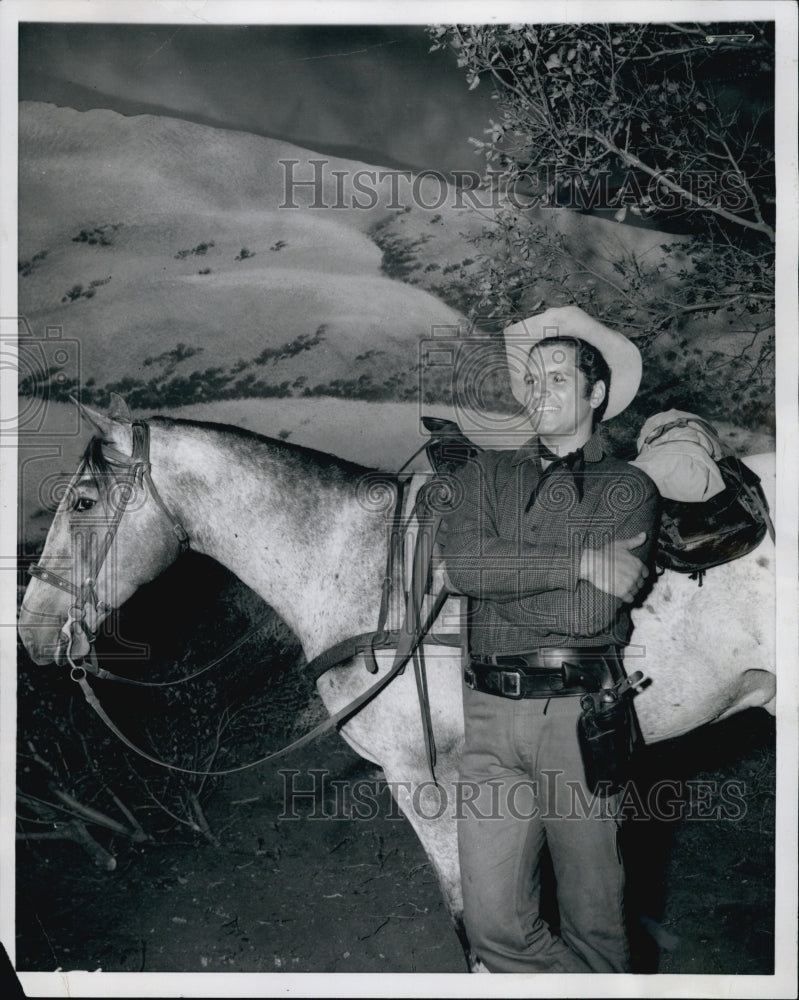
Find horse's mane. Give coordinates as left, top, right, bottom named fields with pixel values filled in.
left=81, top=416, right=384, bottom=502
left=147, top=415, right=381, bottom=486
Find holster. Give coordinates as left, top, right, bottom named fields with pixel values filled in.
left=577, top=669, right=643, bottom=797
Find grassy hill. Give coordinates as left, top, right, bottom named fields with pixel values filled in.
left=16, top=100, right=774, bottom=551
left=19, top=101, right=710, bottom=417
left=18, top=102, right=485, bottom=408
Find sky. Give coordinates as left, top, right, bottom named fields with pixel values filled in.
left=18, top=23, right=498, bottom=175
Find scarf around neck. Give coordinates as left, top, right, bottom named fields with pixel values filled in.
left=525, top=440, right=587, bottom=510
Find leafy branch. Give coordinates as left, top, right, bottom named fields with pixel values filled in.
left=428, top=23, right=775, bottom=433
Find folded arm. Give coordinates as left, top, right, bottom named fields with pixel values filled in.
left=438, top=456, right=660, bottom=636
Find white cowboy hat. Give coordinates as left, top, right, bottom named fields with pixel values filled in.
left=504, top=305, right=642, bottom=421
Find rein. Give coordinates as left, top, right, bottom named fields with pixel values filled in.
left=68, top=589, right=451, bottom=777
left=30, top=420, right=457, bottom=779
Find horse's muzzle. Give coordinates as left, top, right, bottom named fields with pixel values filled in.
left=18, top=625, right=60, bottom=665
left=18, top=611, right=91, bottom=666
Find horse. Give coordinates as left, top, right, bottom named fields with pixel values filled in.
left=17, top=402, right=776, bottom=966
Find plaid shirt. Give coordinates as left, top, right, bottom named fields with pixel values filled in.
left=438, top=432, right=660, bottom=655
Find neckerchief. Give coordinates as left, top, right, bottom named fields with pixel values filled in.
left=525, top=441, right=586, bottom=511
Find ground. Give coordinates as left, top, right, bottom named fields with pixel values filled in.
left=15, top=707, right=775, bottom=980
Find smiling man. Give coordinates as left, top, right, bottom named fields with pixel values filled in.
left=438, top=305, right=660, bottom=973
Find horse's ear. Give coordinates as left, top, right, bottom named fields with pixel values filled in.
left=69, top=395, right=134, bottom=455
left=70, top=395, right=113, bottom=436
left=108, top=393, right=133, bottom=425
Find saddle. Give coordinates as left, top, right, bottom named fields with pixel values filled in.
left=420, top=415, right=482, bottom=476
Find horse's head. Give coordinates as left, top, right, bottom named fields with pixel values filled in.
left=18, top=397, right=187, bottom=666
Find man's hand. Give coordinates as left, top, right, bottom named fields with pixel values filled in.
left=579, top=532, right=648, bottom=602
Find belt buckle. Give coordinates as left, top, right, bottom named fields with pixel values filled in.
left=500, top=670, right=522, bottom=699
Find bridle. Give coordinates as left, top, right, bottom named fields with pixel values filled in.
left=27, top=421, right=188, bottom=673
left=24, top=420, right=455, bottom=780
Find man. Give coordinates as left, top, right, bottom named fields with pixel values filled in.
left=438, top=305, right=660, bottom=973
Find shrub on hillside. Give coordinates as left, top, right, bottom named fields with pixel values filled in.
left=174, top=241, right=215, bottom=260
left=60, top=276, right=112, bottom=304
left=18, top=250, right=48, bottom=277
left=71, top=224, right=121, bottom=247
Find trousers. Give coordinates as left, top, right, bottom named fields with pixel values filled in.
left=458, top=678, right=630, bottom=973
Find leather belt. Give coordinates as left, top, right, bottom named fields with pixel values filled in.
left=465, top=646, right=620, bottom=700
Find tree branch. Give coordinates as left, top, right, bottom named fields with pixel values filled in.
left=569, top=128, right=775, bottom=241
left=18, top=822, right=117, bottom=871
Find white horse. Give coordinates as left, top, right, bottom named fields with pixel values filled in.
left=17, top=405, right=775, bottom=964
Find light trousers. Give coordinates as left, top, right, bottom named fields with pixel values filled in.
left=458, top=681, right=630, bottom=973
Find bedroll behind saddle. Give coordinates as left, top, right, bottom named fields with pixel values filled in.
left=656, top=454, right=773, bottom=575
left=631, top=412, right=775, bottom=579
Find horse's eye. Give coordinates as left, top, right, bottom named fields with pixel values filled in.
left=75, top=496, right=96, bottom=512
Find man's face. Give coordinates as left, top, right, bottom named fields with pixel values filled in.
left=523, top=341, right=603, bottom=442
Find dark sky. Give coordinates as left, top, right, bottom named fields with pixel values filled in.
left=19, top=23, right=497, bottom=174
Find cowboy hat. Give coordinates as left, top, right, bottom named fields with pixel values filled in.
left=504, top=305, right=642, bottom=421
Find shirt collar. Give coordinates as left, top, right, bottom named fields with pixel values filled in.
left=511, top=430, right=605, bottom=466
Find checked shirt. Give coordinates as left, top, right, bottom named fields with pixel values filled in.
left=438, top=431, right=660, bottom=656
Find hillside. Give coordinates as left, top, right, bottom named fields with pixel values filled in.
left=18, top=103, right=490, bottom=406
left=19, top=101, right=705, bottom=416
left=16, top=100, right=774, bottom=552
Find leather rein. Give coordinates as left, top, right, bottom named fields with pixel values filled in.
left=28, top=420, right=454, bottom=779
